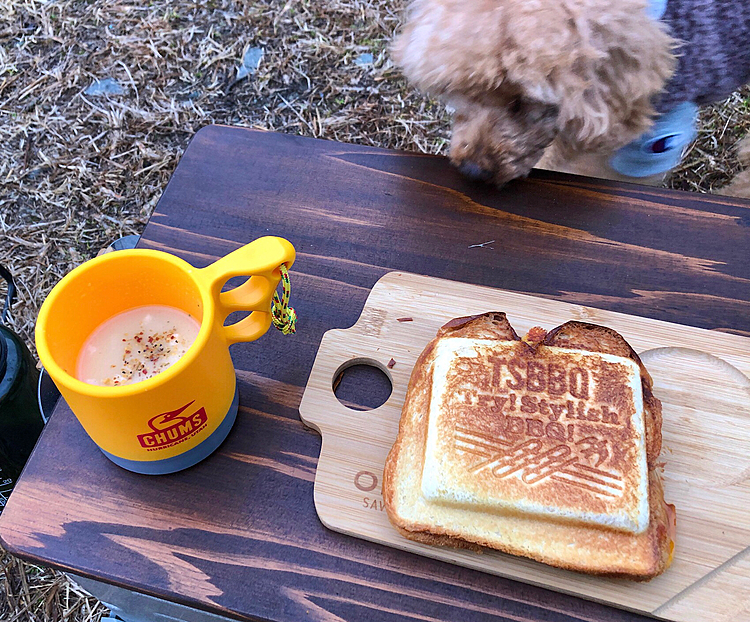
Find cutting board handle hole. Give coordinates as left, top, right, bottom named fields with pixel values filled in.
left=333, top=358, right=392, bottom=411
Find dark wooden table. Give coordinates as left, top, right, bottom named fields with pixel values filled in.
left=2, top=126, right=750, bottom=622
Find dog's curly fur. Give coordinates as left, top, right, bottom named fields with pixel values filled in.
left=392, top=0, right=680, bottom=187
left=718, top=137, right=750, bottom=197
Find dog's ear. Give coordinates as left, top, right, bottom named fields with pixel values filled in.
left=549, top=2, right=677, bottom=152
left=391, top=0, right=513, bottom=98
left=392, top=0, right=676, bottom=150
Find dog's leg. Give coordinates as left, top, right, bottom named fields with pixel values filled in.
left=719, top=171, right=750, bottom=198
left=718, top=137, right=750, bottom=198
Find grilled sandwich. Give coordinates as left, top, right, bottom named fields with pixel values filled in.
left=383, top=313, right=676, bottom=579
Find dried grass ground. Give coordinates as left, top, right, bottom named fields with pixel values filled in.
left=1, top=1, right=749, bottom=621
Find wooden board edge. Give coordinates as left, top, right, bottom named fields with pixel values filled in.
left=653, top=545, right=750, bottom=621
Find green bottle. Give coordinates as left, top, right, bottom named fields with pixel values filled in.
left=0, top=266, right=44, bottom=514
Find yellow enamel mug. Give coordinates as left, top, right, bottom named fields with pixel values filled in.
left=35, top=236, right=295, bottom=474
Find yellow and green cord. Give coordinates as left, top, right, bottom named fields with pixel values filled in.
left=271, top=264, right=297, bottom=335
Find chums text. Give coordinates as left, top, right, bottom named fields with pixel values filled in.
left=137, top=404, right=208, bottom=450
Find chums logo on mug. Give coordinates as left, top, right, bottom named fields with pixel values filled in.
left=138, top=401, right=208, bottom=451
left=35, top=236, right=296, bottom=475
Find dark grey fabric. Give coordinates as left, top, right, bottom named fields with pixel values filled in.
left=656, top=0, right=750, bottom=113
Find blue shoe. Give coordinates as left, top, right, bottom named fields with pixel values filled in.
left=609, top=102, right=699, bottom=178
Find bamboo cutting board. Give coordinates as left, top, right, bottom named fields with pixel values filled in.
left=299, top=271, right=750, bottom=621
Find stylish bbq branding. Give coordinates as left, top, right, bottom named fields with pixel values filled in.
left=443, top=351, right=636, bottom=474
left=137, top=400, right=208, bottom=451
left=422, top=339, right=648, bottom=524
left=448, top=353, right=632, bottom=426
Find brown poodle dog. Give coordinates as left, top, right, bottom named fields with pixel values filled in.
left=392, top=0, right=749, bottom=194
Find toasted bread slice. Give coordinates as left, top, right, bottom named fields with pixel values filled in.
left=383, top=313, right=676, bottom=579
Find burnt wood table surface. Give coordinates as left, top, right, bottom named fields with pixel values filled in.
left=2, top=126, right=750, bottom=622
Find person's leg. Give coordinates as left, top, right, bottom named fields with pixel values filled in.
left=609, top=102, right=698, bottom=179
left=536, top=150, right=666, bottom=186
left=536, top=102, right=698, bottom=186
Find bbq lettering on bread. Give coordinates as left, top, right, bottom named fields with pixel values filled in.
left=382, top=313, right=676, bottom=579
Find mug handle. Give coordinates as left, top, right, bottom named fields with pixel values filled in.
left=197, top=236, right=296, bottom=345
